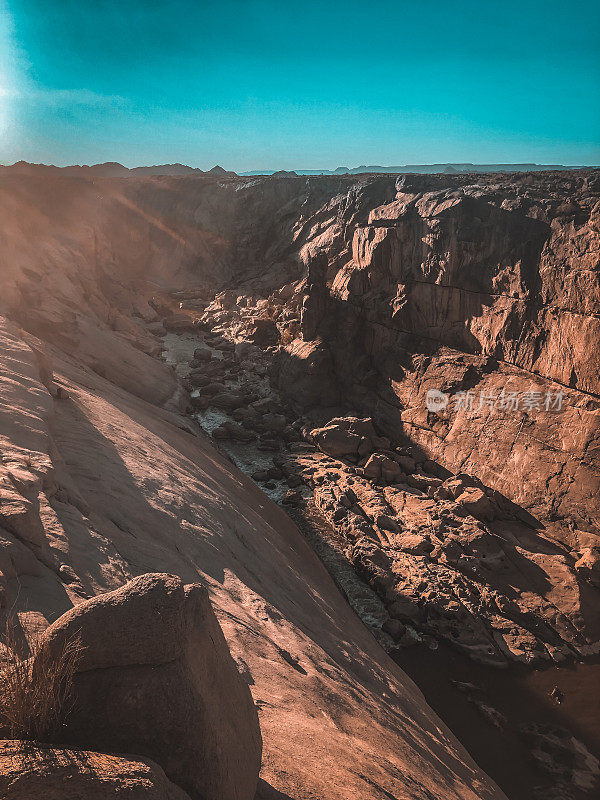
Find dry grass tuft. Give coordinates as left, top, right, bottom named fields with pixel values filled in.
left=0, top=617, right=82, bottom=742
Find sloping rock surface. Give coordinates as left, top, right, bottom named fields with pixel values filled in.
left=0, top=323, right=502, bottom=800
left=0, top=740, right=192, bottom=800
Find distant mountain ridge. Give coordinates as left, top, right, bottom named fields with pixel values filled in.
left=0, top=161, right=235, bottom=178
left=1, top=160, right=590, bottom=178
left=243, top=162, right=585, bottom=176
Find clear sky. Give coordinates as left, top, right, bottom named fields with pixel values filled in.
left=1, top=0, right=599, bottom=170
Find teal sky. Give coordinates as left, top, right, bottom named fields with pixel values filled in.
left=1, top=0, right=599, bottom=170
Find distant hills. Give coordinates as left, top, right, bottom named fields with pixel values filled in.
left=0, top=161, right=236, bottom=178
left=1, top=160, right=590, bottom=178
left=242, top=163, right=583, bottom=176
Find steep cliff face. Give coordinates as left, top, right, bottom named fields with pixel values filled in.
left=289, top=171, right=600, bottom=531
left=348, top=172, right=600, bottom=392
left=273, top=170, right=600, bottom=670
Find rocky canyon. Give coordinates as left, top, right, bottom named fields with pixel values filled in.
left=0, top=163, right=599, bottom=800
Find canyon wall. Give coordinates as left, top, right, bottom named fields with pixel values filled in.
left=284, top=171, right=600, bottom=540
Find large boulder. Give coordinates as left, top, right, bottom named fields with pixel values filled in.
left=455, top=487, right=497, bottom=521
left=362, top=452, right=404, bottom=484
left=36, top=574, right=262, bottom=800
left=0, top=740, right=192, bottom=800
left=210, top=391, right=245, bottom=411
left=310, top=417, right=378, bottom=459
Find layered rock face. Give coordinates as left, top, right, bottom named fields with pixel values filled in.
left=323, top=172, right=600, bottom=501
left=272, top=171, right=600, bottom=666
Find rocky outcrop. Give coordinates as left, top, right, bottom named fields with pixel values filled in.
left=37, top=573, right=262, bottom=800
left=274, top=170, right=600, bottom=659
left=343, top=174, right=598, bottom=510
left=0, top=740, right=192, bottom=800
left=270, top=414, right=599, bottom=667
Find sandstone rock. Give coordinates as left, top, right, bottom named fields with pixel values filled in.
left=363, top=453, right=404, bottom=483
left=0, top=740, right=192, bottom=800
left=312, top=427, right=361, bottom=458
left=310, top=417, right=378, bottom=459
left=455, top=488, right=496, bottom=521
left=36, top=574, right=262, bottom=800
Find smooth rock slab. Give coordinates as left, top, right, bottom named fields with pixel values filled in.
left=0, top=740, right=192, bottom=800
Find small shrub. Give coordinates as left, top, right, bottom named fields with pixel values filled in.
left=0, top=618, right=82, bottom=741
